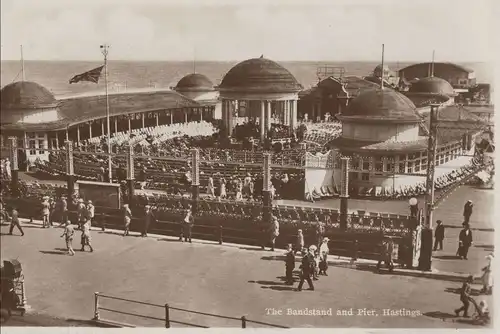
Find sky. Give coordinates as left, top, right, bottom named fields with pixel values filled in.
left=0, top=0, right=496, bottom=62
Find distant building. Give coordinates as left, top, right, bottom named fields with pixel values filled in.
left=398, top=62, right=476, bottom=91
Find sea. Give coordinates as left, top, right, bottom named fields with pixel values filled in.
left=0, top=60, right=493, bottom=99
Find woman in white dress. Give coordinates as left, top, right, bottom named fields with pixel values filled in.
left=207, top=177, right=215, bottom=198
left=481, top=254, right=494, bottom=294
left=219, top=178, right=227, bottom=200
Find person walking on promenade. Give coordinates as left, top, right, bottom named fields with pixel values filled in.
left=77, top=199, right=87, bottom=230
left=207, top=177, right=215, bottom=198
left=142, top=205, right=155, bottom=237
left=284, top=244, right=295, bottom=285
left=480, top=254, right=494, bottom=295
left=122, top=204, right=132, bottom=236
left=433, top=220, right=445, bottom=251
left=9, top=207, right=24, bottom=236
left=61, top=221, right=75, bottom=256
left=270, top=216, right=279, bottom=251
left=376, top=238, right=394, bottom=272
left=314, top=216, right=325, bottom=248
left=319, top=237, right=330, bottom=276
left=179, top=206, right=193, bottom=243
left=310, top=245, right=320, bottom=281
left=296, top=247, right=315, bottom=292
left=458, top=224, right=473, bottom=260
left=57, top=196, right=68, bottom=227
left=49, top=197, right=56, bottom=227
left=295, top=229, right=304, bottom=255
left=455, top=275, right=474, bottom=317
left=41, top=196, right=50, bottom=228
left=80, top=211, right=94, bottom=252
left=463, top=200, right=473, bottom=225
left=87, top=200, right=95, bottom=226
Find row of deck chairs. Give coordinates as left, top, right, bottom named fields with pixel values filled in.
left=305, top=185, right=340, bottom=201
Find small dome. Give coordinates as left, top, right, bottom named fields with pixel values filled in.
left=408, top=76, right=456, bottom=96
left=219, top=57, right=302, bottom=93
left=343, top=88, right=421, bottom=122
left=373, top=64, right=391, bottom=78
left=1, top=81, right=57, bottom=110
left=174, top=73, right=214, bottom=92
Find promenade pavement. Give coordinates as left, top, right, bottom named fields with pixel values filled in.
left=0, top=222, right=493, bottom=328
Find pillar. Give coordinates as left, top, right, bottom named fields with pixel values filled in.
left=262, top=153, right=273, bottom=240
left=283, top=100, right=289, bottom=126
left=114, top=117, right=118, bottom=134
left=266, top=101, right=272, bottom=131
left=65, top=140, right=75, bottom=201
left=184, top=111, right=188, bottom=124
left=260, top=100, right=265, bottom=141
left=200, top=109, right=203, bottom=121
left=77, top=125, right=81, bottom=143
left=191, top=148, right=200, bottom=216
left=340, top=156, right=350, bottom=230
left=156, top=113, right=159, bottom=127
left=89, top=122, right=93, bottom=139
left=126, top=143, right=135, bottom=204
left=101, top=121, right=105, bottom=136
left=128, top=117, right=132, bottom=133
left=170, top=111, right=173, bottom=124
left=9, top=137, right=19, bottom=197
left=227, top=101, right=234, bottom=136
left=142, top=113, right=145, bottom=128
left=56, top=134, right=60, bottom=150
left=65, top=129, right=69, bottom=141
left=290, top=100, right=298, bottom=132
left=221, top=99, right=228, bottom=137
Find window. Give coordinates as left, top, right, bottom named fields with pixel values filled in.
left=27, top=132, right=36, bottom=139
left=351, top=159, right=360, bottom=170
left=38, top=141, right=45, bottom=154
left=362, top=161, right=370, bottom=171
left=407, top=162, right=413, bottom=173
left=399, top=163, right=405, bottom=173
left=387, top=162, right=395, bottom=173
left=375, top=162, right=383, bottom=173
left=361, top=173, right=370, bottom=181
left=29, top=140, right=36, bottom=155
left=415, top=164, right=420, bottom=172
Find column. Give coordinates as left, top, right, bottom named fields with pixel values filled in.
left=55, top=134, right=59, bottom=150
left=114, top=117, right=118, bottom=134
left=65, top=129, right=69, bottom=141
left=260, top=100, right=265, bottom=141
left=340, top=156, right=350, bottom=230
left=191, top=148, right=200, bottom=216
left=290, top=99, right=298, bottom=131
left=266, top=101, right=272, bottom=131
left=89, top=122, right=93, bottom=139
left=221, top=99, right=228, bottom=137
left=77, top=126, right=81, bottom=143
left=156, top=113, right=159, bottom=127
left=9, top=137, right=19, bottom=197
left=126, top=143, right=135, bottom=204
left=142, top=113, right=145, bottom=128
left=261, top=153, right=273, bottom=248
left=170, top=111, right=174, bottom=124
left=184, top=110, right=188, bottom=124
left=128, top=117, right=132, bottom=133
left=200, top=109, right=203, bottom=121
left=65, top=140, right=75, bottom=200
left=101, top=121, right=105, bottom=136
left=283, top=100, right=289, bottom=126
left=227, top=100, right=234, bottom=136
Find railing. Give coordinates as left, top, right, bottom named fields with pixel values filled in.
left=93, top=292, right=289, bottom=328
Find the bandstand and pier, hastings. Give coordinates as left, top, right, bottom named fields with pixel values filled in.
left=0, top=56, right=494, bottom=269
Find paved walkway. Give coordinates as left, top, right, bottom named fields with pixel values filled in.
left=0, top=224, right=493, bottom=328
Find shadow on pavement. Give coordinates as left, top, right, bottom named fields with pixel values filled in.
left=433, top=255, right=460, bottom=260
left=473, top=244, right=494, bottom=251
left=39, top=250, right=67, bottom=256
left=423, top=311, right=457, bottom=320
left=239, top=246, right=266, bottom=252
left=261, top=285, right=296, bottom=291
left=260, top=255, right=285, bottom=261
left=248, top=280, right=285, bottom=286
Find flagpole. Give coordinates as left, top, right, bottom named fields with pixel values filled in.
left=20, top=45, right=25, bottom=81
left=101, top=44, right=112, bottom=183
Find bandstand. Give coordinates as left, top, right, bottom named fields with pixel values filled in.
left=216, top=56, right=303, bottom=140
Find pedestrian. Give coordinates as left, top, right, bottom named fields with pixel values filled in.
left=284, top=244, right=295, bottom=285
left=179, top=206, right=193, bottom=242
left=296, top=247, right=315, bottom=292
left=270, top=215, right=279, bottom=251
left=57, top=196, right=68, bottom=227
left=433, top=220, right=445, bottom=251
left=319, top=237, right=329, bottom=275
left=9, top=207, right=24, bottom=236
left=480, top=254, right=493, bottom=295
left=49, top=197, right=56, bottom=227
left=458, top=224, right=473, bottom=260
left=41, top=196, right=50, bottom=228
left=455, top=275, right=474, bottom=317
left=77, top=199, right=87, bottom=230
left=295, top=229, right=304, bottom=255
left=219, top=178, right=227, bottom=200
left=86, top=200, right=95, bottom=226
left=122, top=204, right=132, bottom=236
left=60, top=220, right=76, bottom=256
left=142, top=205, right=155, bottom=237
left=80, top=212, right=94, bottom=252
left=376, top=238, right=394, bottom=272
left=207, top=177, right=215, bottom=198
left=314, top=217, right=325, bottom=247
left=463, top=200, right=473, bottom=224
left=310, top=245, right=319, bottom=281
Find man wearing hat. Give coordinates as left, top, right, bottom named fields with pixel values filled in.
left=61, top=220, right=75, bottom=256
left=86, top=200, right=95, bottom=226
left=433, top=220, right=445, bottom=251
left=319, top=237, right=330, bottom=275
left=77, top=199, right=87, bottom=230
left=9, top=207, right=24, bottom=236
left=179, top=206, right=193, bottom=243
left=58, top=196, right=68, bottom=227
left=123, top=204, right=132, bottom=236
left=463, top=200, right=473, bottom=225
left=142, top=205, right=156, bottom=237
left=80, top=209, right=94, bottom=252
left=41, top=196, right=50, bottom=228
left=269, top=215, right=279, bottom=251
left=297, top=247, right=315, bottom=292
left=458, top=224, right=473, bottom=260
left=284, top=244, right=295, bottom=285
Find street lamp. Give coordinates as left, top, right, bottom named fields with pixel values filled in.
left=409, top=197, right=418, bottom=217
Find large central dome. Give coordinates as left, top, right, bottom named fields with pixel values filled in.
left=218, top=57, right=303, bottom=93
left=342, top=88, right=421, bottom=123
left=1, top=81, right=57, bottom=110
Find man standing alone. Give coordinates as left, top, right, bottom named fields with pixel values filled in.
left=433, top=220, right=445, bottom=251
left=463, top=200, right=473, bottom=225
left=458, top=224, right=473, bottom=260
left=284, top=244, right=295, bottom=285
left=297, top=248, right=315, bottom=292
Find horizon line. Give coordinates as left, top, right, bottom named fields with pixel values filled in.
left=0, top=58, right=490, bottom=64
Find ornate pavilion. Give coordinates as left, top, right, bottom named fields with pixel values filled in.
left=216, top=56, right=303, bottom=140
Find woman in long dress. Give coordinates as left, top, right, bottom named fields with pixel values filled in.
left=123, top=204, right=132, bottom=236
left=219, top=178, right=227, bottom=200
left=481, top=254, right=494, bottom=294
left=207, top=177, right=215, bottom=198
left=41, top=196, right=50, bottom=228
left=319, top=237, right=330, bottom=275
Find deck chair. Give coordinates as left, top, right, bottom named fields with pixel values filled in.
left=365, top=188, right=373, bottom=196
left=375, top=187, right=382, bottom=197
left=358, top=187, right=365, bottom=197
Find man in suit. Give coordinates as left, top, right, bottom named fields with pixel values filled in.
left=284, top=244, right=295, bottom=285
left=433, top=220, right=445, bottom=251
left=296, top=248, right=315, bottom=291
left=458, top=224, right=473, bottom=260
left=463, top=200, right=473, bottom=224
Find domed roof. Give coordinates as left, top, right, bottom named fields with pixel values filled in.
left=219, top=57, right=302, bottom=93
left=373, top=64, right=391, bottom=77
left=174, top=73, right=214, bottom=92
left=408, top=76, right=456, bottom=96
left=1, top=81, right=57, bottom=110
left=341, top=88, right=421, bottom=122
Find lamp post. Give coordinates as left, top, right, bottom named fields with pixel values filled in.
left=418, top=104, right=440, bottom=271
left=100, top=44, right=112, bottom=183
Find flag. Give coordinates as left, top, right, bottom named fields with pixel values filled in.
left=69, top=65, right=104, bottom=84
